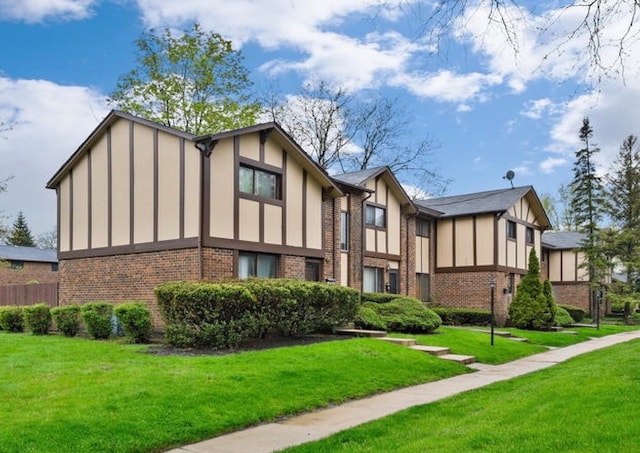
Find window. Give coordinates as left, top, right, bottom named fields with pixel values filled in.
left=239, top=165, right=281, bottom=199
left=51, top=263, right=59, bottom=272
left=507, top=273, right=515, bottom=294
left=365, top=205, right=386, bottom=228
left=340, top=211, right=349, bottom=251
left=10, top=260, right=24, bottom=270
left=363, top=267, right=384, bottom=293
left=506, top=220, right=517, bottom=240
left=526, top=227, right=534, bottom=245
left=416, top=273, right=430, bottom=302
left=238, top=253, right=277, bottom=279
left=416, top=219, right=430, bottom=237
left=305, top=259, right=322, bottom=281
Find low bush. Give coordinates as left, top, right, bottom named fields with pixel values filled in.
left=559, top=304, right=586, bottom=323
left=51, top=305, right=81, bottom=337
left=155, top=280, right=360, bottom=349
left=114, top=302, right=153, bottom=344
left=360, top=293, right=397, bottom=304
left=355, top=297, right=441, bottom=333
left=554, top=306, right=574, bottom=327
left=81, top=302, right=114, bottom=340
left=0, top=306, right=24, bottom=332
left=431, top=307, right=493, bottom=326
left=23, top=303, right=51, bottom=335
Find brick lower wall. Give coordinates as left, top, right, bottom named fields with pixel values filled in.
left=551, top=282, right=591, bottom=314
left=0, top=261, right=59, bottom=285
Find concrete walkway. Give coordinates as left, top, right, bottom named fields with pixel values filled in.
left=167, top=330, right=640, bottom=453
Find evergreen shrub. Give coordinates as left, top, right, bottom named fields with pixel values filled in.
left=559, top=304, right=586, bottom=323
left=114, top=302, right=153, bottom=344
left=51, top=305, right=81, bottom=337
left=554, top=306, right=574, bottom=327
left=432, top=307, right=492, bottom=326
left=23, top=303, right=51, bottom=335
left=0, top=306, right=24, bottom=332
left=355, top=296, right=441, bottom=333
left=81, top=302, right=114, bottom=340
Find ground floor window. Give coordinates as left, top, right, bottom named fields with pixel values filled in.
left=416, top=273, right=430, bottom=302
left=238, top=252, right=278, bottom=279
left=305, top=259, right=322, bottom=281
left=363, top=267, right=384, bottom=293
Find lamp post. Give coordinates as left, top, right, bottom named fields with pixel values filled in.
left=490, top=278, right=496, bottom=346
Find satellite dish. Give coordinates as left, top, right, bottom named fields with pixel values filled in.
left=503, top=170, right=515, bottom=188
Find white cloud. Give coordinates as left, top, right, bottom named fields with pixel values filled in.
left=0, top=77, right=108, bottom=236
left=539, top=157, right=567, bottom=174
left=0, top=0, right=96, bottom=23
left=521, top=98, right=555, bottom=119
left=392, top=70, right=502, bottom=103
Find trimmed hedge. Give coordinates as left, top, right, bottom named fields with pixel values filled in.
left=51, top=305, right=81, bottom=337
left=554, top=306, right=574, bottom=327
left=0, top=306, right=24, bottom=332
left=114, top=302, right=153, bottom=344
left=81, top=302, right=114, bottom=340
left=355, top=296, right=441, bottom=333
left=360, top=293, right=398, bottom=304
left=155, top=280, right=359, bottom=349
left=431, top=307, right=493, bottom=326
left=559, top=304, right=586, bottom=323
left=23, top=303, right=51, bottom=335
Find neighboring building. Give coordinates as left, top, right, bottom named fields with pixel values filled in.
left=416, top=187, right=552, bottom=323
left=541, top=231, right=591, bottom=313
left=0, top=245, right=58, bottom=285
left=46, top=110, right=342, bottom=321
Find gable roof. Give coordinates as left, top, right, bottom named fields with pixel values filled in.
left=332, top=166, right=416, bottom=214
left=415, top=186, right=551, bottom=229
left=542, top=231, right=585, bottom=249
left=194, top=122, right=343, bottom=198
left=0, top=245, right=57, bottom=263
left=47, top=110, right=195, bottom=189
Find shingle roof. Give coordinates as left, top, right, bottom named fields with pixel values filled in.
left=542, top=231, right=585, bottom=249
left=0, top=245, right=57, bottom=263
left=415, top=186, right=533, bottom=217
left=332, top=167, right=387, bottom=188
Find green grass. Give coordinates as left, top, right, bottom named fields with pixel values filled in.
left=283, top=339, right=640, bottom=453
left=506, top=324, right=640, bottom=347
left=393, top=326, right=548, bottom=364
left=0, top=333, right=467, bottom=453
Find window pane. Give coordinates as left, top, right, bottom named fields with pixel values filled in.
left=363, top=267, right=376, bottom=293
left=257, top=254, right=277, bottom=278
left=239, top=167, right=254, bottom=194
left=375, top=207, right=385, bottom=227
left=256, top=170, right=277, bottom=198
left=340, top=212, right=349, bottom=251
left=365, top=205, right=376, bottom=225
left=238, top=254, right=255, bottom=279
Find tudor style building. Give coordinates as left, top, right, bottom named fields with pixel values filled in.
left=48, top=110, right=566, bottom=324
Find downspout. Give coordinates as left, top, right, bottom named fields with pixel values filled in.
left=360, top=191, right=373, bottom=294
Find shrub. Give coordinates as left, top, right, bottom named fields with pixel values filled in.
left=51, top=305, right=81, bottom=337
left=360, top=293, right=397, bottom=304
left=23, top=303, right=51, bottom=335
left=81, top=302, right=114, bottom=340
left=0, top=306, right=24, bottom=332
left=431, top=307, right=493, bottom=326
left=509, top=249, right=555, bottom=330
left=155, top=280, right=360, bottom=349
left=114, top=302, right=153, bottom=344
left=356, top=297, right=441, bottom=333
left=554, top=306, right=574, bottom=327
left=559, top=304, right=586, bottom=323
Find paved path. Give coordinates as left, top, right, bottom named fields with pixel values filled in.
left=167, top=330, right=640, bottom=453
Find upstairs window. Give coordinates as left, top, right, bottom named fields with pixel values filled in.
left=506, top=220, right=517, bottom=240
left=416, top=219, right=430, bottom=237
left=365, top=205, right=386, bottom=228
left=239, top=165, right=281, bottom=200
left=526, top=226, right=535, bottom=245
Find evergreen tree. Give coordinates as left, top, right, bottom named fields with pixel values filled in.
left=604, top=135, right=640, bottom=292
left=569, top=118, right=608, bottom=312
left=508, top=249, right=554, bottom=330
left=7, top=211, right=36, bottom=247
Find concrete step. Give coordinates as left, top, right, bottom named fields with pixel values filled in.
left=440, top=354, right=476, bottom=365
left=507, top=336, right=529, bottom=342
left=334, top=328, right=387, bottom=338
left=409, top=345, right=451, bottom=356
left=472, top=328, right=514, bottom=337
left=377, top=337, right=417, bottom=347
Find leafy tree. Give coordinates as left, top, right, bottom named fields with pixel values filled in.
left=265, top=80, right=449, bottom=194
left=604, top=135, right=640, bottom=292
left=539, top=192, right=560, bottom=231
left=509, top=248, right=555, bottom=330
left=7, top=211, right=36, bottom=247
left=36, top=228, right=58, bottom=249
left=0, top=176, right=9, bottom=242
left=109, top=22, right=260, bottom=135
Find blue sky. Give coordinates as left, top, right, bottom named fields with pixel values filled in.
left=1, top=0, right=639, bottom=238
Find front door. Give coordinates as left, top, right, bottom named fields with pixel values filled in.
left=388, top=269, right=398, bottom=294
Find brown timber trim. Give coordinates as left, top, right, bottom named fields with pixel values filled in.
left=472, top=216, right=477, bottom=266
left=202, top=148, right=211, bottom=241
left=107, top=125, right=112, bottom=247
left=551, top=280, right=588, bottom=286
left=493, top=214, right=499, bottom=266
left=385, top=185, right=390, bottom=254
left=281, top=149, right=287, bottom=245
left=179, top=138, right=185, bottom=239
left=203, top=236, right=325, bottom=258
left=153, top=128, right=159, bottom=243
left=238, top=156, right=282, bottom=175
left=259, top=202, right=265, bottom=244
left=452, top=218, right=457, bottom=266
left=302, top=170, right=307, bottom=248
left=436, top=264, right=527, bottom=274
left=365, top=251, right=402, bottom=261
left=58, top=237, right=200, bottom=259
left=574, top=250, right=579, bottom=281
left=56, top=186, right=61, bottom=251
left=129, top=120, right=135, bottom=245
left=69, top=168, right=74, bottom=251
left=233, top=136, right=240, bottom=240
left=87, top=148, right=93, bottom=249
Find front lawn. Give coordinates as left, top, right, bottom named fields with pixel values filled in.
left=283, top=339, right=640, bottom=452
left=0, top=333, right=467, bottom=453
left=506, top=324, right=639, bottom=347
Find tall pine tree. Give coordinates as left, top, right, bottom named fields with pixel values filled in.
left=569, top=118, right=607, bottom=315
left=7, top=211, right=36, bottom=247
left=605, top=135, right=640, bottom=292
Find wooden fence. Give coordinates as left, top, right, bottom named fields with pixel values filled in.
left=0, top=283, right=58, bottom=307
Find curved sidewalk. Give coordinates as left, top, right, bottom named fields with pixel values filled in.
left=167, top=329, right=640, bottom=453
